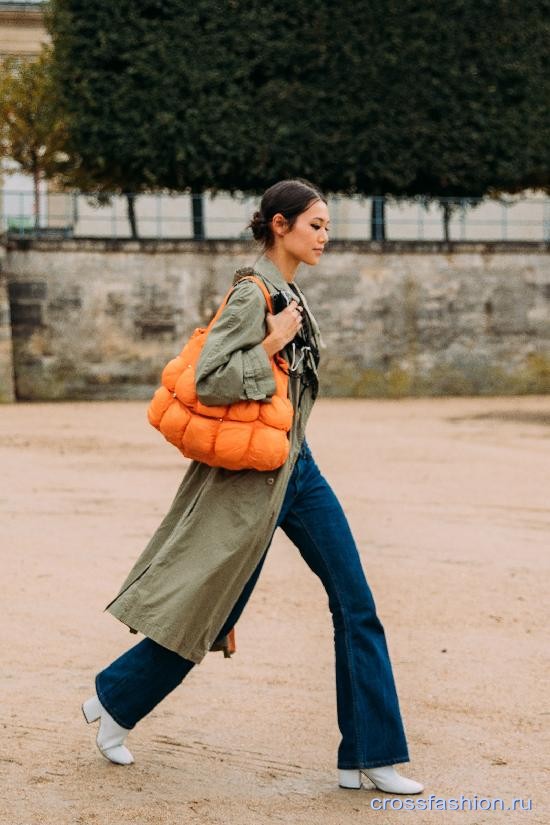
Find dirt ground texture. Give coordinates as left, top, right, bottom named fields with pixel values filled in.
left=1, top=396, right=549, bottom=825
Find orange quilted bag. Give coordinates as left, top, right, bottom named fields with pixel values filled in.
left=147, top=276, right=293, bottom=471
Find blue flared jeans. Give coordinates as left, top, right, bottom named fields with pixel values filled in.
left=96, top=442, right=410, bottom=769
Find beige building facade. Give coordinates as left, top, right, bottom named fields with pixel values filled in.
left=0, top=2, right=50, bottom=226
left=0, top=0, right=48, bottom=58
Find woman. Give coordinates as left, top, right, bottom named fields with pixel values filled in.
left=82, top=179, right=424, bottom=795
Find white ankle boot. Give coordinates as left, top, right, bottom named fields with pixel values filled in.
left=82, top=695, right=134, bottom=765
left=339, top=765, right=424, bottom=794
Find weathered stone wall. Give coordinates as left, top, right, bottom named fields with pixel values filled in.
left=2, top=238, right=549, bottom=401
left=0, top=244, right=16, bottom=402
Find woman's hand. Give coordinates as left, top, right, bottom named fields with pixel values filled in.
left=262, top=300, right=303, bottom=357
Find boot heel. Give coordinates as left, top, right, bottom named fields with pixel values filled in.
left=82, top=695, right=102, bottom=724
left=338, top=769, right=362, bottom=789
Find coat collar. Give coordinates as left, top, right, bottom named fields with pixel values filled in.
left=252, top=252, right=298, bottom=293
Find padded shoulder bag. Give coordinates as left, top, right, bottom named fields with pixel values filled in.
left=147, top=276, right=293, bottom=471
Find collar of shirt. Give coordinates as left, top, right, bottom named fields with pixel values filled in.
left=252, top=253, right=324, bottom=350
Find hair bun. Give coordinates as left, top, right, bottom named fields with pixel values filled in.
left=248, top=210, right=268, bottom=241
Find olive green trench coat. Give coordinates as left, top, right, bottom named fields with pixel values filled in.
left=104, top=254, right=322, bottom=664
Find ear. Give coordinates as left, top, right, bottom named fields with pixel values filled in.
left=271, top=212, right=288, bottom=237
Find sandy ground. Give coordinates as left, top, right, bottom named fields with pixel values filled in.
left=1, top=396, right=549, bottom=825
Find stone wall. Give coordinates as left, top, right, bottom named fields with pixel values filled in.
left=2, top=238, right=549, bottom=401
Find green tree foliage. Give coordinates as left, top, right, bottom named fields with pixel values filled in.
left=48, top=0, right=549, bottom=209
left=0, top=49, right=71, bottom=229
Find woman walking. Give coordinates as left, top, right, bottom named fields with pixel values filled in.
left=82, top=179, right=424, bottom=795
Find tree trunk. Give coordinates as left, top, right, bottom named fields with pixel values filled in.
left=32, top=161, right=40, bottom=232
left=370, top=195, right=386, bottom=241
left=126, top=193, right=138, bottom=239
left=442, top=201, right=451, bottom=242
left=192, top=191, right=205, bottom=240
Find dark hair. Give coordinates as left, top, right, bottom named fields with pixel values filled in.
left=248, top=178, right=327, bottom=248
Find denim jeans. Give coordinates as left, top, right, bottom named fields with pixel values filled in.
left=96, top=441, right=410, bottom=769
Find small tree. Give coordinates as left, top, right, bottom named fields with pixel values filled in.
left=48, top=0, right=210, bottom=239
left=0, top=50, right=70, bottom=230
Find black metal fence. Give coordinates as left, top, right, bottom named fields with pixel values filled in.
left=1, top=189, right=549, bottom=242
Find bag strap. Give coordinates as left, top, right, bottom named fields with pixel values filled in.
left=238, top=277, right=289, bottom=374
left=205, top=273, right=289, bottom=376
left=240, top=274, right=274, bottom=313
left=206, top=274, right=273, bottom=332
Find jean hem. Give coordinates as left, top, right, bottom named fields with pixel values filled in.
left=338, top=755, right=410, bottom=769
left=95, top=673, right=136, bottom=730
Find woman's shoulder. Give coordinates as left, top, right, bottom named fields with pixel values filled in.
left=227, top=267, right=273, bottom=309
left=232, top=265, right=258, bottom=286
left=231, top=266, right=271, bottom=292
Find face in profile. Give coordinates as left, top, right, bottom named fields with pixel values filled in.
left=275, top=199, right=330, bottom=266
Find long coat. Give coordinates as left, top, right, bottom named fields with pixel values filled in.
left=104, top=254, right=322, bottom=664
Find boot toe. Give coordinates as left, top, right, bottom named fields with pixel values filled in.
left=362, top=767, right=424, bottom=794
left=99, top=744, right=135, bottom=765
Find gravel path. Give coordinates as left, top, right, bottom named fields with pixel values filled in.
left=2, top=396, right=548, bottom=824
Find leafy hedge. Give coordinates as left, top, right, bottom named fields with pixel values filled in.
left=48, top=0, right=549, bottom=198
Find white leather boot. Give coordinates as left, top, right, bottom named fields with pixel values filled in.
left=339, top=765, right=424, bottom=794
left=82, top=695, right=134, bottom=765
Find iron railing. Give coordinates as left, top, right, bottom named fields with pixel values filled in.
left=1, top=190, right=549, bottom=242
